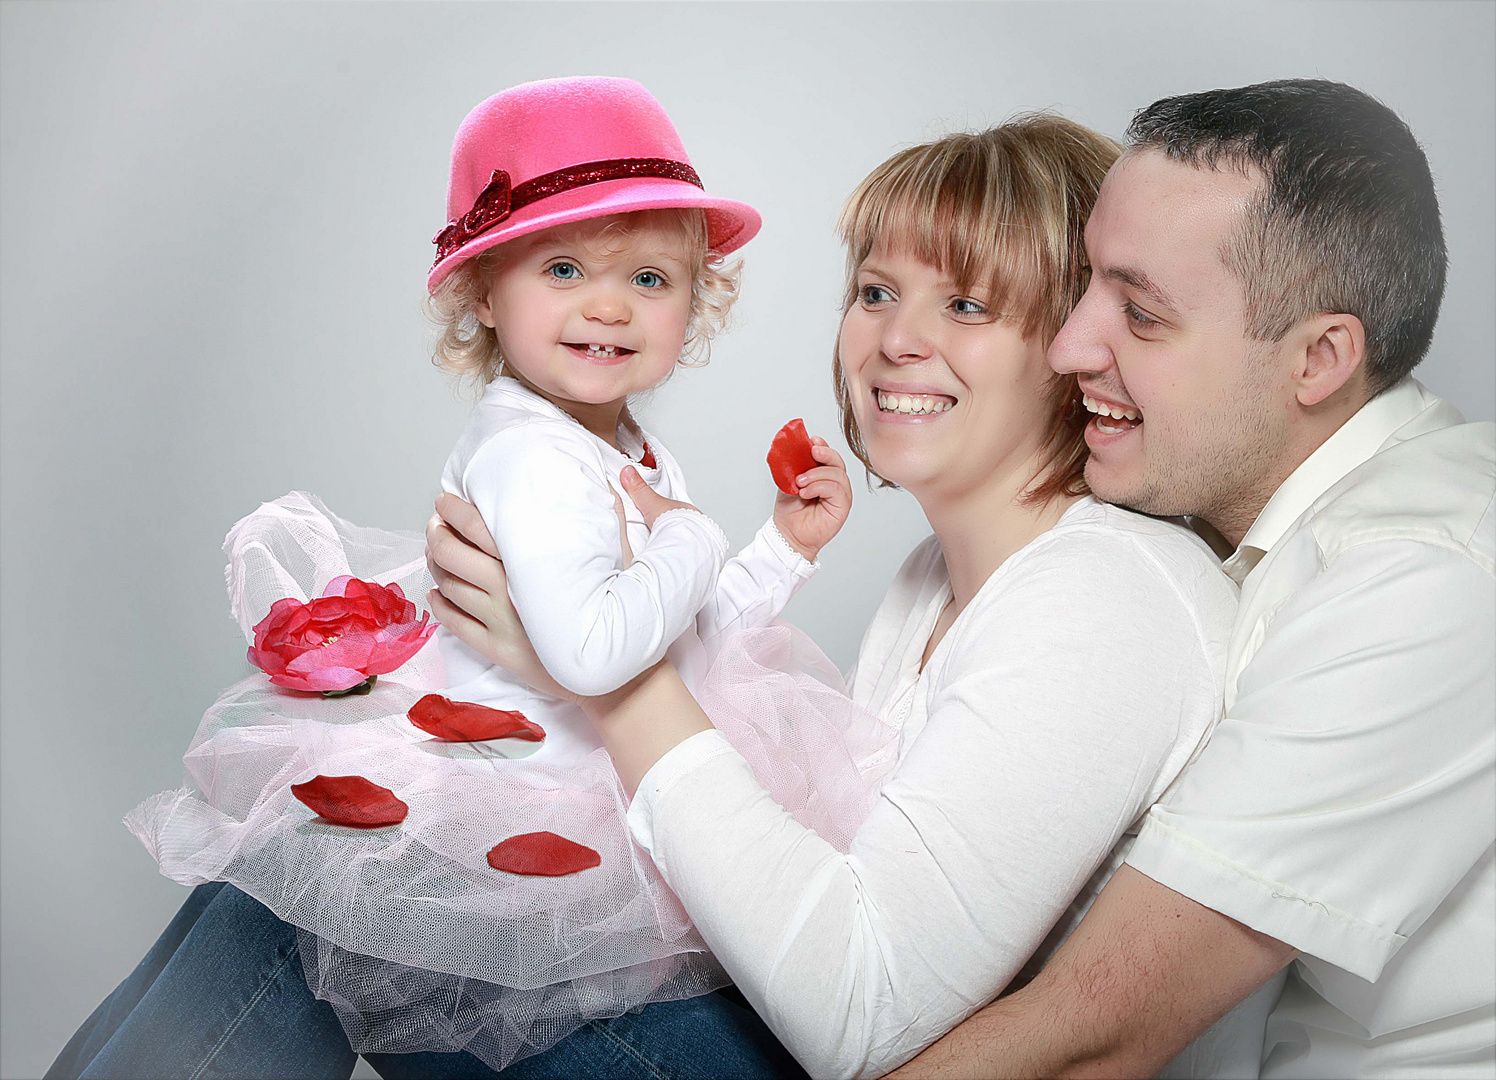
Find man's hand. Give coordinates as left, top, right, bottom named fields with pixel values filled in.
left=774, top=437, right=852, bottom=562
left=424, top=493, right=579, bottom=703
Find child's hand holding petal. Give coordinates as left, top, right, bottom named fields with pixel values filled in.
left=773, top=437, right=852, bottom=562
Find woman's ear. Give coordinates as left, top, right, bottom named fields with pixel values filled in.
left=1293, top=312, right=1367, bottom=408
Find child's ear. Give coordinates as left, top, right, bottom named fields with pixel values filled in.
left=475, top=296, right=498, bottom=330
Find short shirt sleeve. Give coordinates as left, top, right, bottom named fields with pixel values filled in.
left=1126, top=538, right=1496, bottom=981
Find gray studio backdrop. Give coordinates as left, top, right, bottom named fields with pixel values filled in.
left=3, top=2, right=1492, bottom=1075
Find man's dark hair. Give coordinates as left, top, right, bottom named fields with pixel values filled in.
left=1127, top=79, right=1446, bottom=396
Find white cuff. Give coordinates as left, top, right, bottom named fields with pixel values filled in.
left=654, top=506, right=731, bottom=560
left=626, top=728, right=738, bottom=858
left=762, top=519, right=821, bottom=577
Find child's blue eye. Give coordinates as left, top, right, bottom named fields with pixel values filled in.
left=951, top=297, right=987, bottom=317
left=547, top=262, right=582, bottom=281
left=633, top=271, right=665, bottom=289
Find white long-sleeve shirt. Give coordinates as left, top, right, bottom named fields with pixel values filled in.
left=627, top=497, right=1240, bottom=1078
left=439, top=376, right=816, bottom=765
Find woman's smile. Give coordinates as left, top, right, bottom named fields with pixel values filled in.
left=872, top=384, right=959, bottom=422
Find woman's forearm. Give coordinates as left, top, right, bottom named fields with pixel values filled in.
left=581, top=661, right=713, bottom=796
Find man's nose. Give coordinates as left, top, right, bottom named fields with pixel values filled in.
left=1048, top=286, right=1111, bottom=376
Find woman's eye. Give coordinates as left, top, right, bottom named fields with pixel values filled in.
left=859, top=284, right=892, bottom=305
left=546, top=262, right=582, bottom=281
left=1124, top=301, right=1160, bottom=330
left=633, top=270, right=666, bottom=289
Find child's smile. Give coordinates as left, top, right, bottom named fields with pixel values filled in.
left=475, top=213, right=696, bottom=444
left=563, top=342, right=636, bottom=365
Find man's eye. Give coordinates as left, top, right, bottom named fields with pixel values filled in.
left=547, top=262, right=582, bottom=281
left=859, top=284, right=892, bottom=305
left=1124, top=301, right=1159, bottom=329
left=633, top=270, right=665, bottom=288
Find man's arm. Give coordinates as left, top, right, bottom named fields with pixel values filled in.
left=888, top=865, right=1297, bottom=1079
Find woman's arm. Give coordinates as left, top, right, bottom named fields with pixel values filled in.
left=428, top=498, right=1225, bottom=1078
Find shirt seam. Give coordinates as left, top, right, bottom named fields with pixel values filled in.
left=1136, top=815, right=1406, bottom=949
left=1313, top=498, right=1496, bottom=576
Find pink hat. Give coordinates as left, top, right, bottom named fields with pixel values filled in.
left=428, top=76, right=761, bottom=292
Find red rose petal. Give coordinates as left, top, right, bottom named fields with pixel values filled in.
left=639, top=443, right=657, bottom=469
left=291, top=774, right=408, bottom=828
left=766, top=418, right=818, bottom=496
left=486, top=831, right=601, bottom=876
left=408, top=694, right=545, bottom=742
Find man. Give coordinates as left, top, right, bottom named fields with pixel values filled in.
left=891, top=80, right=1494, bottom=1078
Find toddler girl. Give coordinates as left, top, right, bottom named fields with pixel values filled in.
left=127, top=76, right=851, bottom=1071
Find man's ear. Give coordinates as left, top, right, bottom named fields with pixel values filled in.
left=1293, top=313, right=1366, bottom=407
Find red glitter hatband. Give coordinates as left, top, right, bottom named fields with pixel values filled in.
left=432, top=158, right=704, bottom=265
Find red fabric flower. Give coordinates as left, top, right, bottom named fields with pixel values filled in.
left=290, top=774, right=408, bottom=828
left=487, top=831, right=601, bottom=876
left=766, top=418, right=817, bottom=496
left=407, top=695, right=545, bottom=742
left=247, top=576, right=434, bottom=693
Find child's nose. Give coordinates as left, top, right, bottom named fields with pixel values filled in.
left=582, top=286, right=631, bottom=325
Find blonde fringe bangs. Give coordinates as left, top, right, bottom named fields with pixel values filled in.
left=425, top=208, right=741, bottom=398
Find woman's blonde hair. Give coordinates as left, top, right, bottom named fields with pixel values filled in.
left=834, top=113, right=1121, bottom=503
left=426, top=208, right=740, bottom=396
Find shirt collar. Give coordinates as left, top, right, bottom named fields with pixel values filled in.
left=1221, top=378, right=1435, bottom=583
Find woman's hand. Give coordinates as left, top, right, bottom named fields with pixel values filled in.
left=424, top=494, right=580, bottom=704
left=427, top=484, right=712, bottom=793
left=774, top=437, right=852, bottom=562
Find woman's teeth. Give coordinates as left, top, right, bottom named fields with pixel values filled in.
left=1083, top=391, right=1136, bottom=430
left=877, top=391, right=955, bottom=415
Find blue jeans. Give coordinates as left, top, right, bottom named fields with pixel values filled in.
left=48, top=882, right=806, bottom=1079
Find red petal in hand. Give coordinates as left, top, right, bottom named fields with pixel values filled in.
left=766, top=418, right=818, bottom=496
left=407, top=694, right=545, bottom=742
left=639, top=442, right=657, bottom=469
left=486, top=831, right=601, bottom=876
left=291, top=775, right=408, bottom=828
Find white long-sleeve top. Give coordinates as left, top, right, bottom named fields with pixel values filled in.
left=439, top=376, right=816, bottom=766
left=627, top=497, right=1240, bottom=1078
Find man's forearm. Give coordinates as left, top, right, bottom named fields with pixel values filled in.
left=886, top=866, right=1298, bottom=1079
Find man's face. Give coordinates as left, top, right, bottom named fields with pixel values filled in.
left=1049, top=150, right=1291, bottom=537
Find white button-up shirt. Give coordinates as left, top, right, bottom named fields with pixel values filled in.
left=1127, top=378, right=1496, bottom=1078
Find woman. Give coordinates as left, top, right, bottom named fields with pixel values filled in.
left=51, top=115, right=1241, bottom=1080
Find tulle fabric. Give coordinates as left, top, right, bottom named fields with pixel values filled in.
left=126, top=491, right=899, bottom=1070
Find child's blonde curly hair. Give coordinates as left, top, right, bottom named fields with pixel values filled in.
left=426, top=208, right=740, bottom=397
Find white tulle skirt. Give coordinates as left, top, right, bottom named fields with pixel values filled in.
left=126, top=492, right=898, bottom=1071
